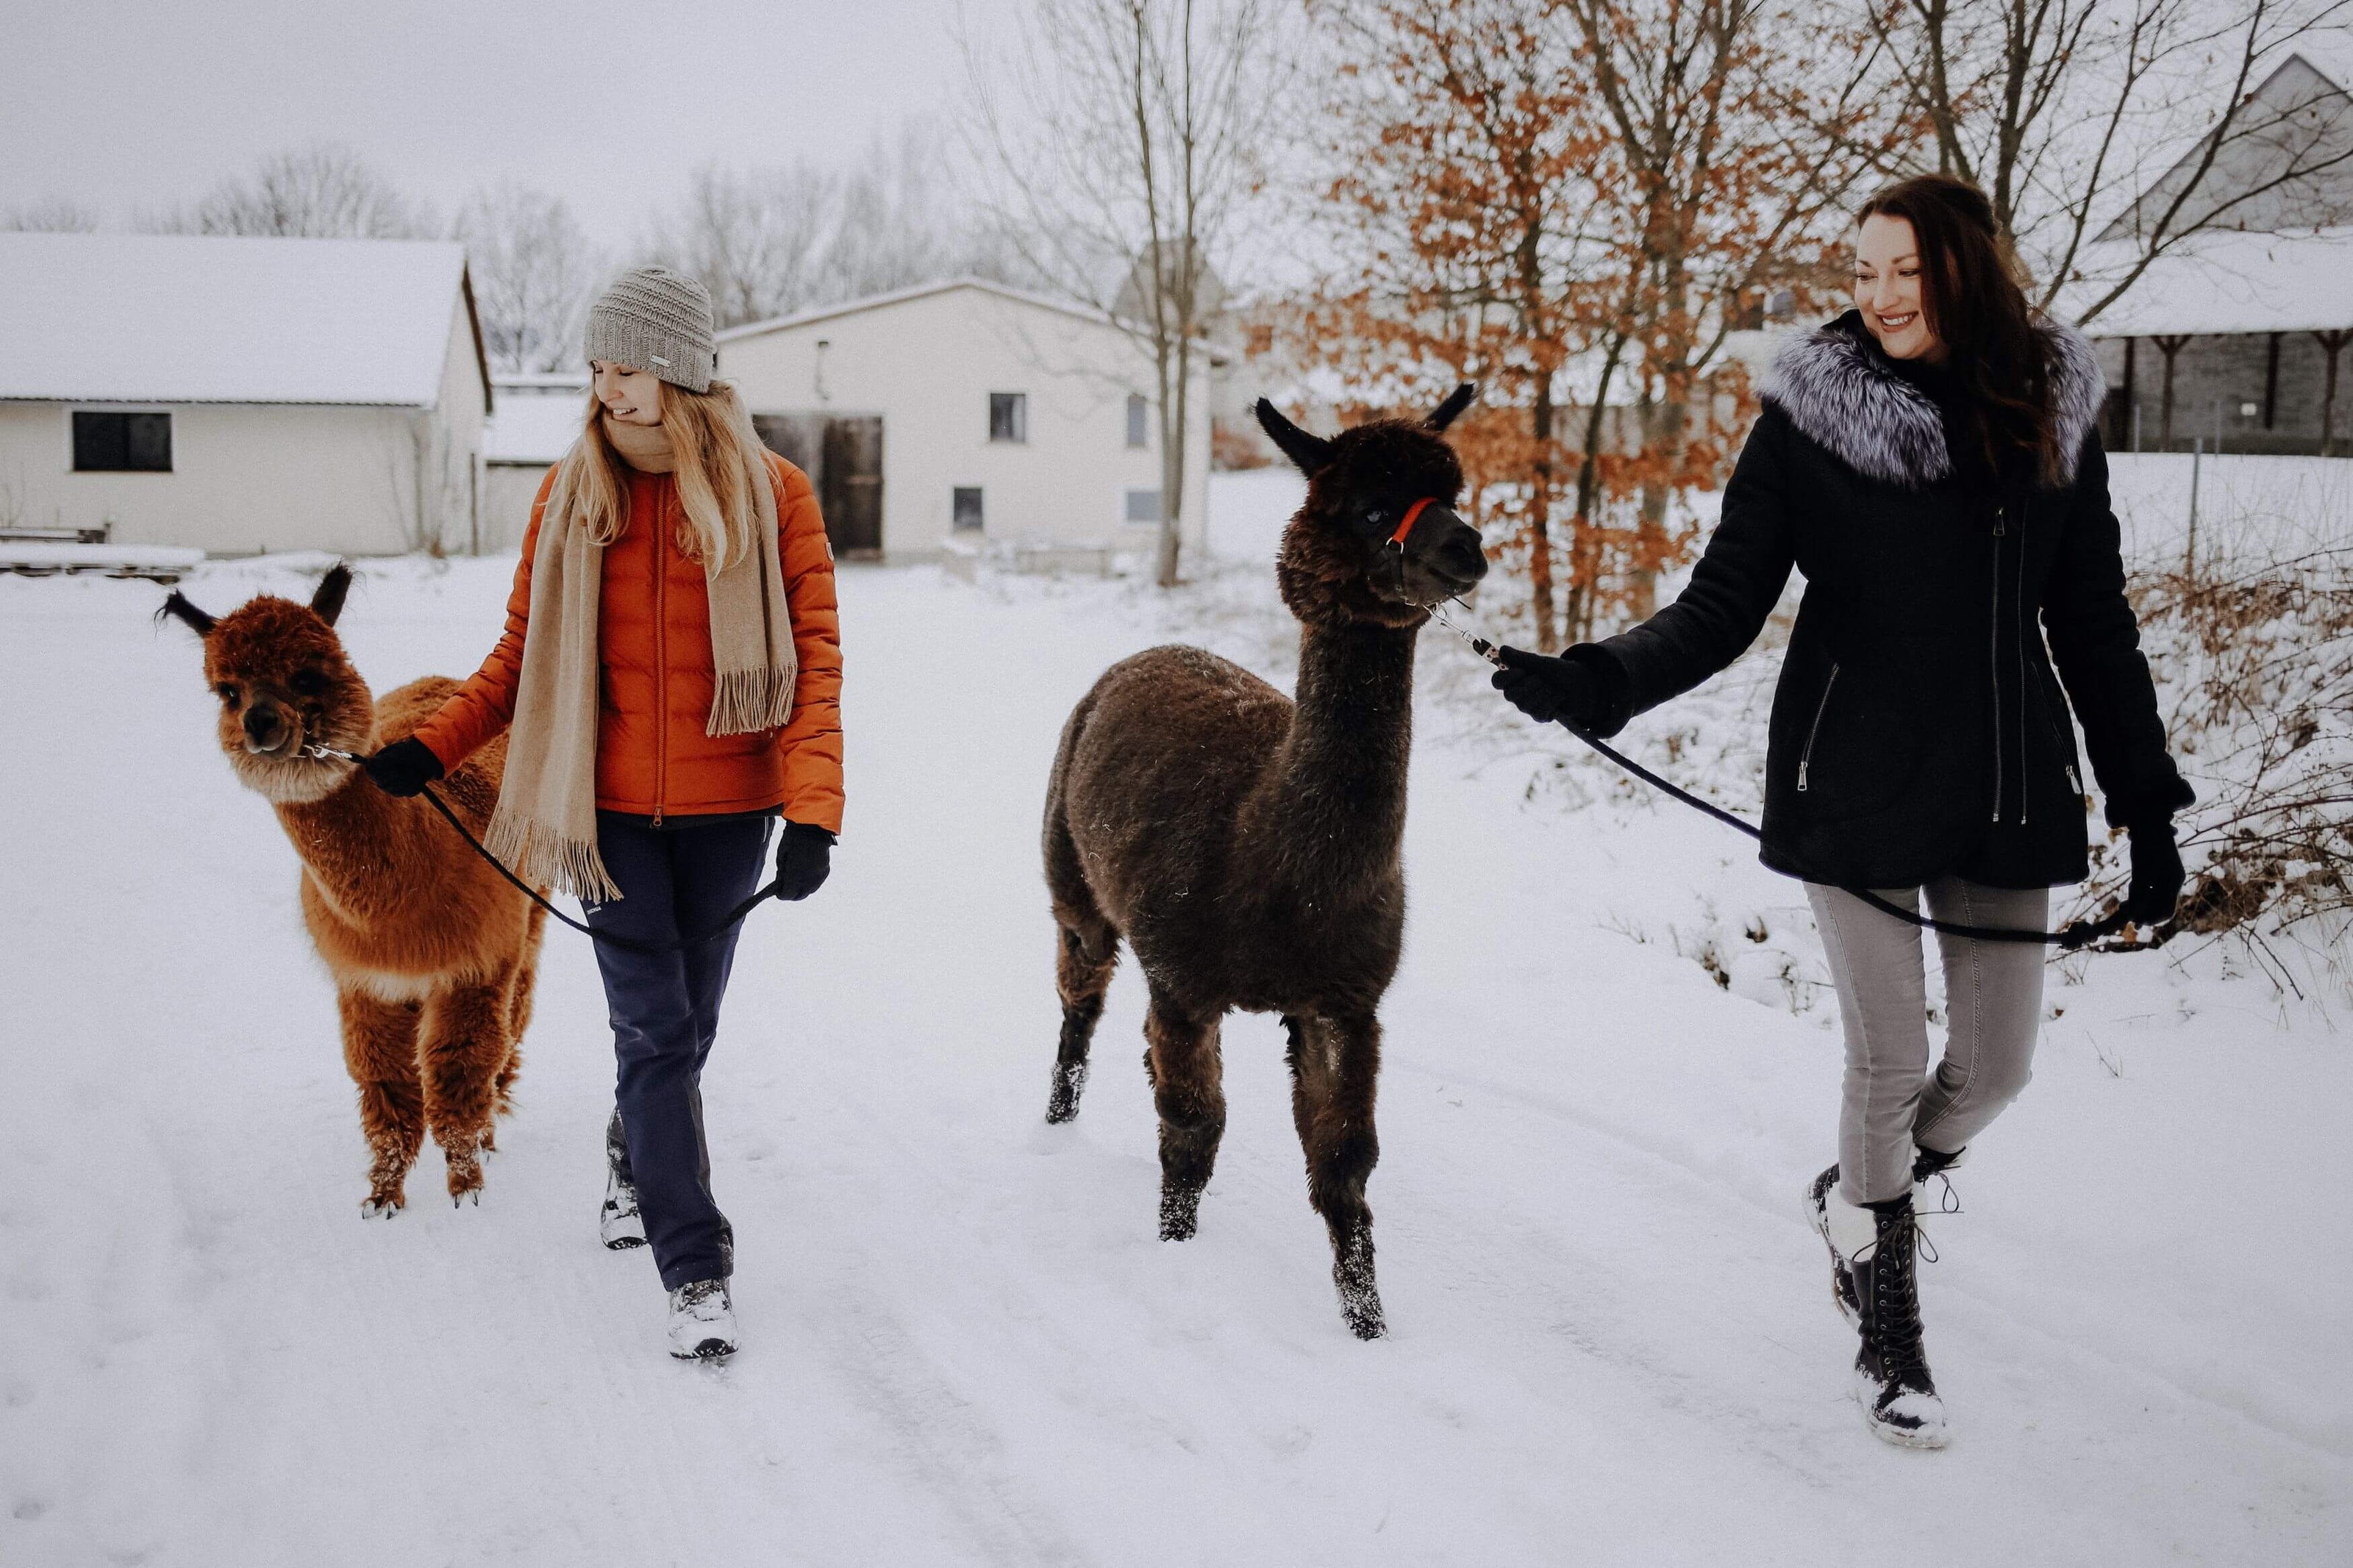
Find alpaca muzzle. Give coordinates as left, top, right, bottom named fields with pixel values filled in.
left=242, top=704, right=293, bottom=756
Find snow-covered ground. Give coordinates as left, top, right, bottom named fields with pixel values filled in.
left=3, top=474, right=2348, bottom=1565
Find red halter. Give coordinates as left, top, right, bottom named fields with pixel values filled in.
left=1389, top=497, right=1440, bottom=547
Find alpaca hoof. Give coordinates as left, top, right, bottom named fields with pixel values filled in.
left=451, top=1186, right=481, bottom=1209
left=1159, top=1184, right=1202, bottom=1242
left=1342, top=1295, right=1388, bottom=1340
left=1046, top=1061, right=1088, bottom=1123
left=360, top=1196, right=403, bottom=1220
left=1335, top=1227, right=1384, bottom=1339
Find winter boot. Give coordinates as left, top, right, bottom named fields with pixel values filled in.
left=666, top=1278, right=738, bottom=1361
left=1807, top=1145, right=1968, bottom=1324
left=601, top=1112, right=646, bottom=1250
left=1840, top=1195, right=1949, bottom=1448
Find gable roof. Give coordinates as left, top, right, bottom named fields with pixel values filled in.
left=0, top=232, right=488, bottom=407
left=2097, top=53, right=2353, bottom=243
left=715, top=276, right=1130, bottom=345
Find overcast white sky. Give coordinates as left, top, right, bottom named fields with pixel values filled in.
left=0, top=0, right=984, bottom=246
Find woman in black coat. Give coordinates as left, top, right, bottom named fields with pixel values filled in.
left=1494, top=174, right=2190, bottom=1448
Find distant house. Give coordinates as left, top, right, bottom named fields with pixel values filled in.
left=0, top=233, right=491, bottom=554
left=2072, top=54, right=2353, bottom=456
left=715, top=278, right=1209, bottom=562
left=482, top=372, right=587, bottom=552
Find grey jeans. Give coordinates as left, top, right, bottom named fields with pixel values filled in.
left=1805, top=878, right=2050, bottom=1205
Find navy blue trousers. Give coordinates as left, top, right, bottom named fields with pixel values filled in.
left=584, top=811, right=771, bottom=1291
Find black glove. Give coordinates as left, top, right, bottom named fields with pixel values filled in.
left=772, top=821, right=835, bottom=902
left=361, top=737, right=445, bottom=798
left=1491, top=645, right=1610, bottom=731
left=2121, top=822, right=2185, bottom=927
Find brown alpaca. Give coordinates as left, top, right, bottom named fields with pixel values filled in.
left=1043, top=387, right=1488, bottom=1337
left=161, top=565, right=546, bottom=1214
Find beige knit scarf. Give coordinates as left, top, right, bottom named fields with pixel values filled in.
left=485, top=409, right=795, bottom=902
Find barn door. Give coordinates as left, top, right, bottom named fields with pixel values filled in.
left=820, top=417, right=884, bottom=558
left=751, top=413, right=885, bottom=558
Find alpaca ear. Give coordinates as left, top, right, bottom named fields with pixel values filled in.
left=310, top=562, right=351, bottom=627
left=1426, top=383, right=1477, bottom=432
left=157, top=592, right=217, bottom=637
left=1254, top=398, right=1334, bottom=476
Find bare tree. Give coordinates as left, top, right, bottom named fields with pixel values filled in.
left=1, top=196, right=102, bottom=232
left=642, top=161, right=838, bottom=329
left=1862, top=0, right=2353, bottom=321
left=963, top=0, right=1292, bottom=587
left=161, top=143, right=435, bottom=239
left=455, top=183, right=604, bottom=373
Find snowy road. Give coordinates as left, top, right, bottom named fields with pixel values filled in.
left=3, top=525, right=2347, bottom=1564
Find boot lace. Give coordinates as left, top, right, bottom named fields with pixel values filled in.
left=1865, top=1208, right=1932, bottom=1384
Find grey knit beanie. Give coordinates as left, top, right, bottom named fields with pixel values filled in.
left=584, top=266, right=718, bottom=392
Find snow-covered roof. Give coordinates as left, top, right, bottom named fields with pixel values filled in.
left=0, top=232, right=487, bottom=406
left=2065, top=228, right=2353, bottom=337
left=485, top=379, right=588, bottom=465
left=716, top=276, right=1132, bottom=345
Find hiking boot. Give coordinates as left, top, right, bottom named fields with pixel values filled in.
left=666, top=1278, right=738, bottom=1361
left=601, top=1113, right=646, bottom=1250
left=1847, top=1198, right=1949, bottom=1448
left=1807, top=1146, right=1968, bottom=1324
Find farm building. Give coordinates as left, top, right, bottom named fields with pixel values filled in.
left=715, top=278, right=1209, bottom=562
left=0, top=232, right=491, bottom=556
left=482, top=371, right=588, bottom=553
left=2074, top=53, right=2353, bottom=456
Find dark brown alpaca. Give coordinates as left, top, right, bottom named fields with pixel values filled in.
left=161, top=566, right=546, bottom=1214
left=1043, top=387, right=1488, bottom=1338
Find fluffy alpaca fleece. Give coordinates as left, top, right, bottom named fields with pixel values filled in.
left=161, top=566, right=547, bottom=1214
left=1040, top=387, right=1488, bottom=1340
left=1760, top=318, right=2105, bottom=489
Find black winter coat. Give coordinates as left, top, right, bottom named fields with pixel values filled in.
left=1578, top=311, right=2192, bottom=890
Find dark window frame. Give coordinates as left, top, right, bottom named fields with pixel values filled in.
left=1124, top=487, right=1163, bottom=525
left=951, top=485, right=985, bottom=532
left=71, top=409, right=173, bottom=473
left=988, top=392, right=1028, bottom=444
left=1126, top=393, right=1149, bottom=449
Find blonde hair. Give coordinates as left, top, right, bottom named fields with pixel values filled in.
left=557, top=379, right=766, bottom=570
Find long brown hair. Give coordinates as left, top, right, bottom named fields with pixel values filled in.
left=1855, top=174, right=2060, bottom=486
left=555, top=379, right=767, bottom=570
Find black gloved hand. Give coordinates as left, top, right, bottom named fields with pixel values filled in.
left=772, top=820, right=835, bottom=902
left=361, top=736, right=445, bottom=798
left=2121, top=822, right=2185, bottom=927
left=1491, top=645, right=1610, bottom=731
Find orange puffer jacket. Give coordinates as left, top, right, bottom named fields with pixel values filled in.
left=414, top=451, right=844, bottom=833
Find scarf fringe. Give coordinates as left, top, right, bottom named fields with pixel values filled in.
left=707, top=666, right=796, bottom=736
left=484, top=807, right=623, bottom=905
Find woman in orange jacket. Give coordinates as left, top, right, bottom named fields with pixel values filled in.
left=363, top=266, right=843, bottom=1361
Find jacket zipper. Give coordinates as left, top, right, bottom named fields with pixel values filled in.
left=651, top=487, right=668, bottom=827
left=1989, top=505, right=2005, bottom=823
left=2037, top=659, right=2085, bottom=796
left=2014, top=504, right=2029, bottom=826
left=1796, top=663, right=1840, bottom=793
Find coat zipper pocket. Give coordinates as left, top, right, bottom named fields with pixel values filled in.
left=1989, top=509, right=2005, bottom=823
left=1796, top=664, right=1840, bottom=793
left=2035, top=659, right=2085, bottom=796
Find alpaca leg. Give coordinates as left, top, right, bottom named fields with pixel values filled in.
left=418, top=975, right=515, bottom=1204
left=1146, top=992, right=1225, bottom=1242
left=491, top=905, right=546, bottom=1131
left=338, top=987, right=424, bottom=1217
left=1292, top=1012, right=1386, bottom=1339
left=1047, top=917, right=1119, bottom=1123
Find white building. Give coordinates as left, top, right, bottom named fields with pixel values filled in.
left=0, top=232, right=490, bottom=556
left=483, top=371, right=588, bottom=552
left=715, top=278, right=1210, bottom=562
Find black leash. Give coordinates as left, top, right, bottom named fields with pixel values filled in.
left=311, top=745, right=782, bottom=956
left=1431, top=610, right=2146, bottom=953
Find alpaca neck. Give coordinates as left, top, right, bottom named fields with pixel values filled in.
left=275, top=774, right=405, bottom=918
left=1260, top=619, right=1417, bottom=878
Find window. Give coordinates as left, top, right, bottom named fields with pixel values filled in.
left=1126, top=393, right=1149, bottom=448
left=952, top=486, right=985, bottom=532
left=1124, top=488, right=1163, bottom=525
left=988, top=393, right=1027, bottom=444
left=73, top=410, right=171, bottom=472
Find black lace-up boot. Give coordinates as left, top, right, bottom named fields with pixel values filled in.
left=1807, top=1146, right=1968, bottom=1325
left=1850, top=1197, right=1949, bottom=1448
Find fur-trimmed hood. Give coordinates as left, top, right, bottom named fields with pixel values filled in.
left=1759, top=312, right=2104, bottom=490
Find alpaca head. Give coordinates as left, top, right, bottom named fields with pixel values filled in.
left=157, top=565, right=375, bottom=805
left=1255, top=386, right=1488, bottom=629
